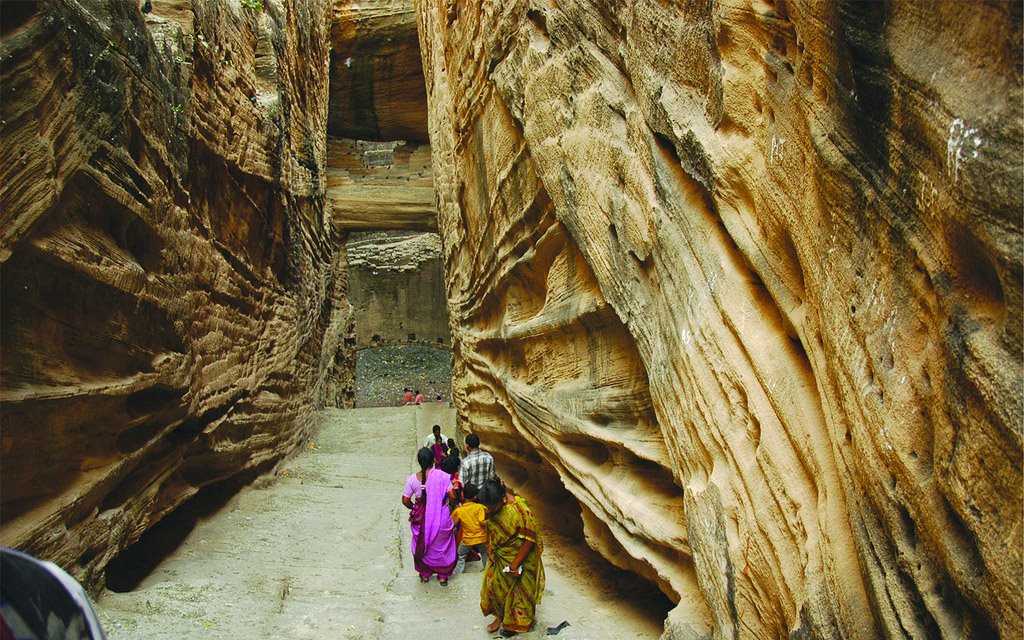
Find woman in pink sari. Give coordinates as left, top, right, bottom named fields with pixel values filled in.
left=401, top=447, right=458, bottom=584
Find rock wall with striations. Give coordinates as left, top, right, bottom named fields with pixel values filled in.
left=326, top=1, right=436, bottom=233
left=416, top=1, right=1022, bottom=638
left=327, top=137, right=436, bottom=230
left=328, top=0, right=429, bottom=143
left=0, top=0, right=353, bottom=592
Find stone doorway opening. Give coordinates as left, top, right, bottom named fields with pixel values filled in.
left=345, top=230, right=453, bottom=408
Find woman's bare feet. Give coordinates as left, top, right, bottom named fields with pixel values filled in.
left=486, top=618, right=501, bottom=633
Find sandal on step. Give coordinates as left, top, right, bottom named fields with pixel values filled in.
left=439, top=578, right=448, bottom=586
left=419, top=576, right=430, bottom=583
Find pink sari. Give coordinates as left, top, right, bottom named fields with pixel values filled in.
left=408, top=468, right=457, bottom=578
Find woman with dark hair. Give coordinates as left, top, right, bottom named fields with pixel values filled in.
left=401, top=447, right=457, bottom=585
left=430, top=433, right=449, bottom=465
left=446, top=437, right=460, bottom=460
left=477, top=479, right=545, bottom=636
left=439, top=453, right=463, bottom=505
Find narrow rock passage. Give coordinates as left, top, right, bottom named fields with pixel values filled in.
left=95, top=406, right=665, bottom=639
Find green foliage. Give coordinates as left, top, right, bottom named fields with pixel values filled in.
left=241, top=0, right=263, bottom=11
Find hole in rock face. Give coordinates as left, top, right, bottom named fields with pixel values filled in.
left=125, top=384, right=185, bottom=418
left=565, top=441, right=612, bottom=467
left=897, top=504, right=917, bottom=545
left=945, top=228, right=1005, bottom=324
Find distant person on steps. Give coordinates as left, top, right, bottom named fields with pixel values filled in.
left=431, top=432, right=449, bottom=466
left=446, top=437, right=460, bottom=460
left=402, top=388, right=413, bottom=406
left=414, top=390, right=425, bottom=405
left=440, top=453, right=463, bottom=504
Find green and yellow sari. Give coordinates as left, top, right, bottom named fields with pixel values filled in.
left=480, top=496, right=545, bottom=634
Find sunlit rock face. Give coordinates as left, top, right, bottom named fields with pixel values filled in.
left=416, top=1, right=1022, bottom=638
left=0, top=0, right=350, bottom=591
left=327, top=137, right=436, bottom=230
left=326, top=1, right=436, bottom=234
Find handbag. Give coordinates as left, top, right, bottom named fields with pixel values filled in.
left=409, top=487, right=426, bottom=525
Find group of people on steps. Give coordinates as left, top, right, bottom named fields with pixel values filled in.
left=401, top=425, right=545, bottom=637
left=402, top=387, right=445, bottom=405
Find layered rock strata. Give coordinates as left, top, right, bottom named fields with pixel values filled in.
left=416, top=1, right=1022, bottom=638
left=326, top=5, right=447, bottom=389
left=329, top=0, right=428, bottom=142
left=327, top=2, right=436, bottom=232
left=327, top=137, right=436, bottom=230
left=0, top=0, right=353, bottom=592
left=347, top=231, right=450, bottom=350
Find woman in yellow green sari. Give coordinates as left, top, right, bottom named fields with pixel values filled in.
left=478, top=480, right=545, bottom=637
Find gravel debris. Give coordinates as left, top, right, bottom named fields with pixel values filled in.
left=354, top=345, right=452, bottom=408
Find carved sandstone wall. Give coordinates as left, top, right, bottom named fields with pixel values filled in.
left=417, top=1, right=1022, bottom=638
left=347, top=231, right=450, bottom=350
left=328, top=0, right=428, bottom=142
left=0, top=0, right=352, bottom=591
left=327, top=136, right=436, bottom=230
left=326, top=1, right=436, bottom=233
left=326, top=5, right=446, bottom=365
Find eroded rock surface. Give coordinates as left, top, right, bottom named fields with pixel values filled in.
left=328, top=0, right=428, bottom=142
left=327, top=137, right=437, bottom=230
left=347, top=231, right=450, bottom=350
left=0, top=0, right=353, bottom=591
left=326, top=2, right=437, bottom=233
left=416, top=1, right=1022, bottom=638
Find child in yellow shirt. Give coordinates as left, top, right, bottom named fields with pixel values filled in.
left=451, top=483, right=488, bottom=574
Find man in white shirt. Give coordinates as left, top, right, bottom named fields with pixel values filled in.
left=423, top=424, right=448, bottom=449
